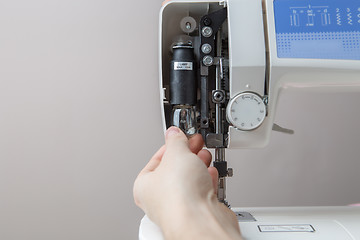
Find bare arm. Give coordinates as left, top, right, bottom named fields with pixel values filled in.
left=133, top=127, right=242, bottom=240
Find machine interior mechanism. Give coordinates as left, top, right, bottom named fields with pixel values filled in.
left=161, top=2, right=235, bottom=205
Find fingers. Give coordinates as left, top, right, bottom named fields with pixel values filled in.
left=197, top=149, right=212, bottom=167
left=165, top=127, right=205, bottom=155
left=349, top=203, right=360, bottom=206
left=140, top=145, right=166, bottom=175
left=164, top=127, right=191, bottom=155
left=188, top=134, right=204, bottom=154
left=208, top=167, right=219, bottom=194
left=140, top=128, right=205, bottom=174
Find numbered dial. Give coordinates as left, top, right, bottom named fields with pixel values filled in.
left=226, top=92, right=266, bottom=131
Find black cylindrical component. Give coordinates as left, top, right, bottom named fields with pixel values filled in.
left=170, top=45, right=197, bottom=105
left=213, top=161, right=227, bottom=178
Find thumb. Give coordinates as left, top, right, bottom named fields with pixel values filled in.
left=164, top=127, right=191, bottom=156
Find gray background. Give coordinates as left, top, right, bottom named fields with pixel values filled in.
left=0, top=0, right=359, bottom=239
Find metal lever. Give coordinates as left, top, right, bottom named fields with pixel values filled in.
left=272, top=123, right=295, bottom=135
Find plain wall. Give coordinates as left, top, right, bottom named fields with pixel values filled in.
left=0, top=0, right=359, bottom=239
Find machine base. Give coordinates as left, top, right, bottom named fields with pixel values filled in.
left=139, top=206, right=360, bottom=240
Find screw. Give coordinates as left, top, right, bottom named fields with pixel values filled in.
left=213, top=90, right=225, bottom=103
left=201, top=44, right=212, bottom=54
left=185, top=22, right=191, bottom=30
left=227, top=168, right=233, bottom=177
left=203, top=17, right=212, bottom=26
left=202, top=55, right=214, bottom=66
left=201, top=26, right=213, bottom=38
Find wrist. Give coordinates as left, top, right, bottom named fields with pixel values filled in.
left=158, top=194, right=241, bottom=240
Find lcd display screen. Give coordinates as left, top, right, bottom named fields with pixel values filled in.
left=274, top=0, right=360, bottom=60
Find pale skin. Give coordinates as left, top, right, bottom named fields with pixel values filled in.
left=133, top=1, right=241, bottom=238
left=133, top=127, right=243, bottom=239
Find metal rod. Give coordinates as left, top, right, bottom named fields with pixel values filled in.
left=215, top=148, right=226, bottom=202
left=214, top=30, right=227, bottom=204
left=215, top=30, right=223, bottom=136
left=200, top=75, right=208, bottom=139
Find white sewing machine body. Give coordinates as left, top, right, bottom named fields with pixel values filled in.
left=159, top=0, right=360, bottom=148
left=140, top=206, right=360, bottom=240
left=143, top=0, right=360, bottom=239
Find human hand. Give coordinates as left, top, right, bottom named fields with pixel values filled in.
left=133, top=127, right=242, bottom=240
left=134, top=127, right=218, bottom=219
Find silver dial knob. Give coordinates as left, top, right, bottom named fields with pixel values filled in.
left=226, top=92, right=266, bottom=131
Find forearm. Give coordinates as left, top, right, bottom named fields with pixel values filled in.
left=134, top=128, right=242, bottom=239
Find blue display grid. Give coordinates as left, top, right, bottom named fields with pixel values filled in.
left=276, top=31, right=360, bottom=59
left=273, top=0, right=360, bottom=60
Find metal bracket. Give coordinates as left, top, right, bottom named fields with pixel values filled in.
left=233, top=211, right=257, bottom=222
left=206, top=133, right=225, bottom=148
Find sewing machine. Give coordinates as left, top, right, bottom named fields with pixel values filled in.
left=139, top=0, right=360, bottom=239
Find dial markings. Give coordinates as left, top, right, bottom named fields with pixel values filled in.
left=226, top=92, right=267, bottom=131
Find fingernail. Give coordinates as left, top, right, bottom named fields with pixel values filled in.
left=166, top=126, right=180, bottom=138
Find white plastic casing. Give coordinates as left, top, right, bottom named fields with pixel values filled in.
left=261, top=0, right=360, bottom=149
left=159, top=0, right=267, bottom=148
left=160, top=0, right=360, bottom=149
left=227, top=0, right=266, bottom=148
left=140, top=206, right=360, bottom=240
